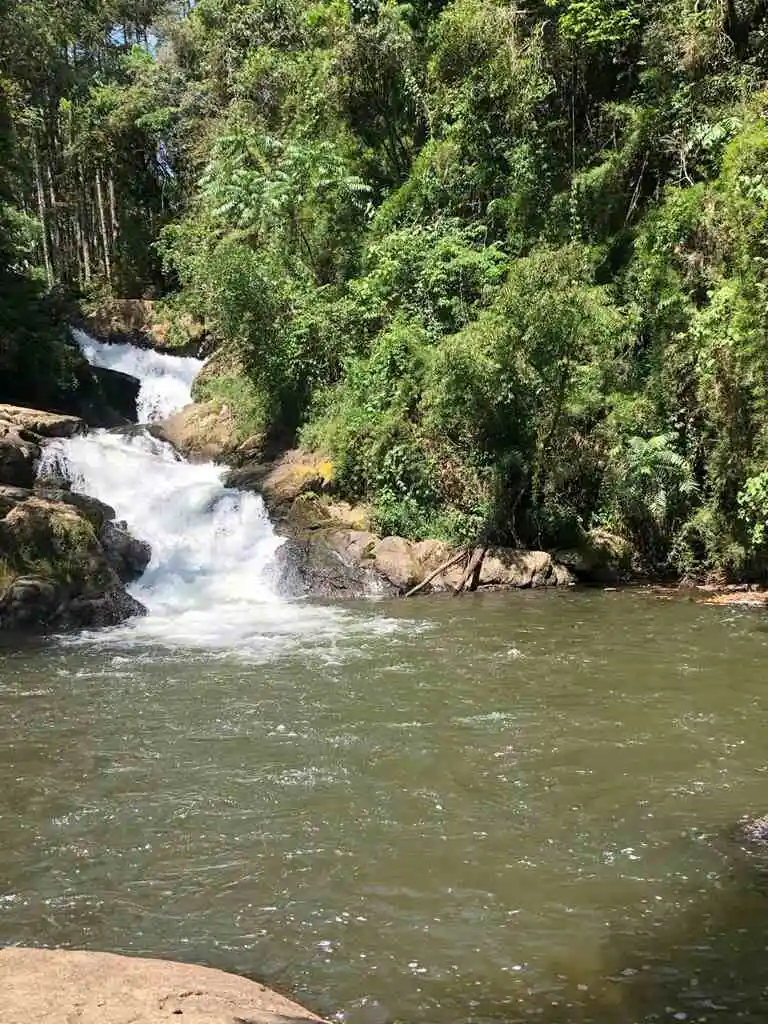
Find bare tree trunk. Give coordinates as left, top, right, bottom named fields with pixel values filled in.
left=32, top=137, right=53, bottom=286
left=77, top=161, right=92, bottom=282
left=45, top=160, right=60, bottom=277
left=454, top=546, right=487, bottom=596
left=95, top=164, right=112, bottom=283
left=108, top=169, right=118, bottom=246
left=404, top=549, right=469, bottom=598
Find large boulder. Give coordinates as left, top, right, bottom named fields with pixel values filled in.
left=0, top=488, right=148, bottom=631
left=556, top=528, right=633, bottom=584
left=0, top=404, right=86, bottom=489
left=477, top=547, right=574, bottom=588
left=0, top=404, right=84, bottom=438
left=0, top=434, right=39, bottom=488
left=90, top=365, right=140, bottom=423
left=270, top=532, right=394, bottom=599
left=78, top=296, right=205, bottom=354
left=100, top=518, right=152, bottom=582
left=151, top=400, right=239, bottom=462
left=0, top=948, right=326, bottom=1024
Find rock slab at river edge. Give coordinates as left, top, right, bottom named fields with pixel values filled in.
left=0, top=948, right=327, bottom=1024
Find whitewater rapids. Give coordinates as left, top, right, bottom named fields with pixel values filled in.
left=40, top=333, right=397, bottom=657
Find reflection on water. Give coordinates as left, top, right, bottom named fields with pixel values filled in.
left=1, top=589, right=768, bottom=1022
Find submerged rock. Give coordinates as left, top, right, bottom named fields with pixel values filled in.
left=0, top=947, right=326, bottom=1024
left=734, top=815, right=768, bottom=845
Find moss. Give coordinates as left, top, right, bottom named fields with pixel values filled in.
left=0, top=500, right=112, bottom=591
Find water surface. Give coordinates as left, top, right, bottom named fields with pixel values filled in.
left=2, top=589, right=767, bottom=1023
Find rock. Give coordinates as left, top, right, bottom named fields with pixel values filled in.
left=61, top=586, right=147, bottom=628
left=734, top=815, right=768, bottom=845
left=0, top=947, right=326, bottom=1024
left=0, top=404, right=86, bottom=489
left=556, top=528, right=633, bottom=584
left=33, top=487, right=116, bottom=531
left=151, top=400, right=238, bottom=462
left=0, top=490, right=148, bottom=631
left=367, top=535, right=428, bottom=591
left=269, top=526, right=574, bottom=599
left=0, top=403, right=85, bottom=438
left=478, top=548, right=574, bottom=588
left=0, top=434, right=39, bottom=488
left=90, top=365, right=140, bottom=423
left=0, top=576, right=60, bottom=628
left=78, top=296, right=205, bottom=354
left=270, top=532, right=393, bottom=599
left=254, top=450, right=334, bottom=514
left=101, top=518, right=152, bottom=582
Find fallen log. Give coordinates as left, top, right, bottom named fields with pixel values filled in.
left=454, top=545, right=487, bottom=595
left=404, top=548, right=469, bottom=597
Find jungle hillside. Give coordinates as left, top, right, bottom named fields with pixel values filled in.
left=3, top=0, right=768, bottom=580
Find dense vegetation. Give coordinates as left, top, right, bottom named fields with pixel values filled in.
left=3, top=0, right=768, bottom=578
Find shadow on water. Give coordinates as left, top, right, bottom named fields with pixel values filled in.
left=425, top=845, right=768, bottom=1024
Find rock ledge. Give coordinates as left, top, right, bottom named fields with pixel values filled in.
left=0, top=947, right=326, bottom=1024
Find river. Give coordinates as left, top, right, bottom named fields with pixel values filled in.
left=1, top=339, right=767, bottom=1023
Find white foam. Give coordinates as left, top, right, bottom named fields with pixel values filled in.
left=71, top=327, right=204, bottom=422
left=44, top=332, right=404, bottom=657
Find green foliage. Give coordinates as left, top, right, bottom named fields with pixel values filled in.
left=5, top=0, right=768, bottom=581
left=738, top=473, right=768, bottom=549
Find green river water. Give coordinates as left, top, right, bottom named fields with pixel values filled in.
left=1, top=588, right=768, bottom=1023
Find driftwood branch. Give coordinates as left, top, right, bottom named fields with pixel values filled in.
left=453, top=545, right=487, bottom=596
left=404, top=548, right=468, bottom=598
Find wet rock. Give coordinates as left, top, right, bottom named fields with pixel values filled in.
left=0, top=404, right=84, bottom=438
left=0, top=434, right=39, bottom=488
left=61, top=586, right=147, bottom=628
left=151, top=400, right=238, bottom=462
left=0, top=576, right=60, bottom=628
left=0, top=489, right=147, bottom=632
left=734, top=815, right=768, bottom=845
left=90, top=365, right=140, bottom=423
left=269, top=533, right=393, bottom=599
left=101, top=518, right=152, bottom=582
left=0, top=947, right=326, bottom=1024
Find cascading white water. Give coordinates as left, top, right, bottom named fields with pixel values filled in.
left=70, top=327, right=204, bottom=422
left=40, top=332, right=383, bottom=656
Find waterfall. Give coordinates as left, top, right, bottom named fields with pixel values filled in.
left=70, top=328, right=205, bottom=422
left=39, top=331, right=319, bottom=652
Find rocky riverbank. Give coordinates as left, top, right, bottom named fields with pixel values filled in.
left=153, top=402, right=633, bottom=599
left=0, top=405, right=150, bottom=631
left=0, top=948, right=326, bottom=1024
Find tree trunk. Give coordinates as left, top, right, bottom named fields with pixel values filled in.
left=108, top=169, right=118, bottom=247
left=454, top=546, right=487, bottom=596
left=77, top=162, right=93, bottom=283
left=32, top=137, right=53, bottom=286
left=95, top=164, right=112, bottom=282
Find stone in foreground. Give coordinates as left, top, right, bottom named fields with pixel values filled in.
left=0, top=948, right=327, bottom=1024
